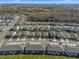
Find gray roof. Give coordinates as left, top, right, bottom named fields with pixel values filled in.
left=69, top=33, right=76, bottom=39
left=6, top=31, right=16, bottom=36
left=47, top=42, right=64, bottom=52
left=11, top=26, right=19, bottom=31
left=0, top=26, right=4, bottom=31
left=0, top=42, right=26, bottom=51
left=1, top=45, right=23, bottom=51
left=21, top=31, right=29, bottom=37
left=56, top=32, right=63, bottom=38
left=41, top=32, right=49, bottom=38
left=63, top=44, right=79, bottom=53
left=25, top=42, right=45, bottom=50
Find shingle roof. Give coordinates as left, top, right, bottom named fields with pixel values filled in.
left=25, top=42, right=45, bottom=50
left=47, top=42, right=64, bottom=52
left=63, top=44, right=79, bottom=53
left=0, top=41, right=26, bottom=51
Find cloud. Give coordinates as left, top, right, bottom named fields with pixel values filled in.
left=63, top=0, right=79, bottom=3
left=64, top=0, right=73, bottom=2
left=14, top=0, right=20, bottom=2
left=13, top=0, right=20, bottom=2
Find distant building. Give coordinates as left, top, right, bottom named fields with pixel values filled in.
left=25, top=42, right=46, bottom=54
left=46, top=42, right=64, bottom=55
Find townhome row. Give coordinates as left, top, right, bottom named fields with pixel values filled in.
left=5, top=26, right=79, bottom=41
left=26, top=22, right=79, bottom=27
left=0, top=41, right=79, bottom=57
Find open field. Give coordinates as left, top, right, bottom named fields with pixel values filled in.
left=0, top=54, right=78, bottom=59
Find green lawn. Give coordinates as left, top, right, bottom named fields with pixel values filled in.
left=0, top=54, right=78, bottom=59
left=77, top=33, right=79, bottom=35
left=62, top=31, right=69, bottom=36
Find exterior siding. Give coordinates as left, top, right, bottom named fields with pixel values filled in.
left=66, top=52, right=79, bottom=57
left=47, top=51, right=64, bottom=55
left=0, top=50, right=23, bottom=54
left=25, top=50, right=46, bottom=54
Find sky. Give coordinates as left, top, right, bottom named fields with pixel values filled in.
left=0, top=0, right=79, bottom=4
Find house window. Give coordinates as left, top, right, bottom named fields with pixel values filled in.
left=32, top=51, right=35, bottom=53
left=48, top=51, right=51, bottom=54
